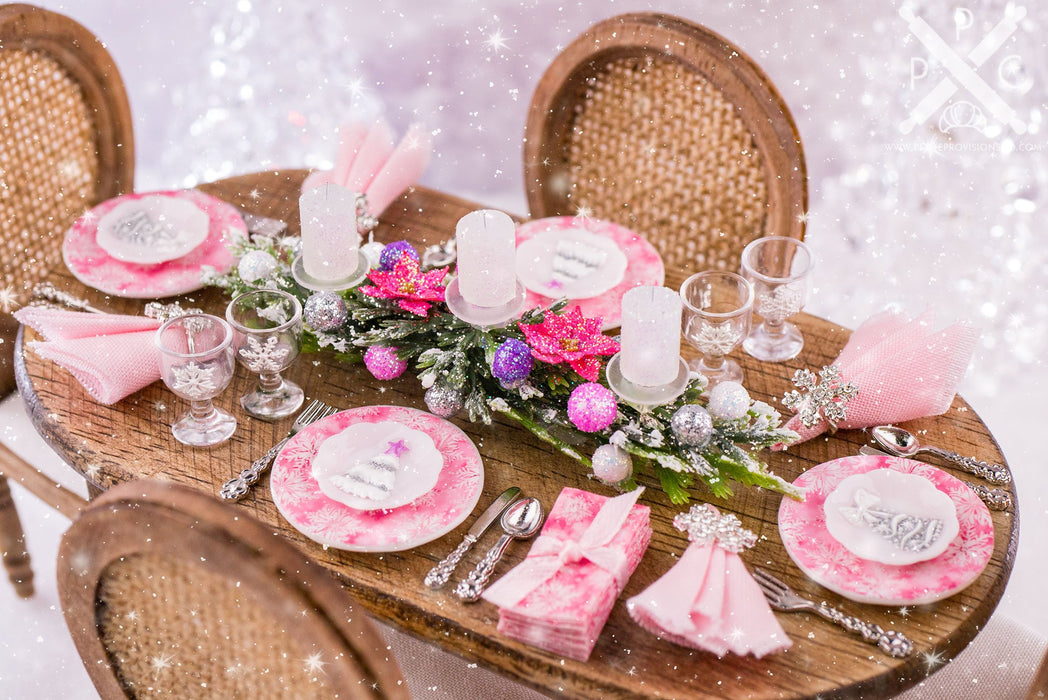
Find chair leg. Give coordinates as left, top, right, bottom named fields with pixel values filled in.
left=0, top=475, right=34, bottom=597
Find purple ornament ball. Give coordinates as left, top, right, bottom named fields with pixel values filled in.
left=379, top=240, right=419, bottom=271
left=492, top=338, right=533, bottom=384
left=567, top=382, right=617, bottom=433
left=363, top=346, right=407, bottom=380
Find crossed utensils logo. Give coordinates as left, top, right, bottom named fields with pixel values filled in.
left=900, top=5, right=1028, bottom=135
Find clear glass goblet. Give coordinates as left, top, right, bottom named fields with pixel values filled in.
left=226, top=289, right=304, bottom=420
left=740, top=236, right=814, bottom=362
left=156, top=314, right=237, bottom=447
left=680, top=270, right=754, bottom=386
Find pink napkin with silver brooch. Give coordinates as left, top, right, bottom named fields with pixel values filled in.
left=626, top=504, right=791, bottom=659
left=15, top=306, right=161, bottom=404
left=778, top=309, right=979, bottom=446
left=302, top=119, right=432, bottom=218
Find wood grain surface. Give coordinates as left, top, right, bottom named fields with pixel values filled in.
left=16, top=170, right=1017, bottom=699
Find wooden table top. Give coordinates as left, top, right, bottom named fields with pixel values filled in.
left=17, top=170, right=1018, bottom=699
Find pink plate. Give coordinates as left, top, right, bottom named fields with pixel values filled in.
left=515, top=217, right=664, bottom=330
left=270, top=405, right=484, bottom=552
left=778, top=454, right=994, bottom=606
left=63, top=189, right=246, bottom=299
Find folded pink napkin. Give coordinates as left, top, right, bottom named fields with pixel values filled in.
left=482, top=487, right=651, bottom=661
left=302, top=120, right=432, bottom=217
left=15, top=306, right=161, bottom=405
left=627, top=504, right=790, bottom=658
left=780, top=310, right=979, bottom=445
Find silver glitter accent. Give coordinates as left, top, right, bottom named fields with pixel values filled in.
left=670, top=404, right=714, bottom=448
left=144, top=301, right=204, bottom=324
left=673, top=504, right=757, bottom=553
left=839, top=488, right=944, bottom=553
left=782, top=365, right=858, bottom=430
left=424, top=383, right=464, bottom=418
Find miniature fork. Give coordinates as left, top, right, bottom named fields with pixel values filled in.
left=220, top=399, right=339, bottom=501
left=752, top=568, right=914, bottom=658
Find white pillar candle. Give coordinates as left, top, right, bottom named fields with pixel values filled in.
left=299, top=183, right=361, bottom=281
left=620, top=285, right=682, bottom=386
left=455, top=209, right=517, bottom=306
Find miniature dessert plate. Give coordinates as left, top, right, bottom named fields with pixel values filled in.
left=95, top=194, right=210, bottom=264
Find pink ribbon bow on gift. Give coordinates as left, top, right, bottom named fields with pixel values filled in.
left=302, top=119, right=432, bottom=219
left=626, top=504, right=791, bottom=659
left=15, top=305, right=183, bottom=405
left=778, top=309, right=979, bottom=446
left=482, top=487, right=644, bottom=609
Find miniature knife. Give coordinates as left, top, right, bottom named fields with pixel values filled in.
left=859, top=446, right=1012, bottom=512
left=424, top=486, right=522, bottom=589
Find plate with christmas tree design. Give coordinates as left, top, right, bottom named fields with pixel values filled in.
left=270, top=405, right=484, bottom=552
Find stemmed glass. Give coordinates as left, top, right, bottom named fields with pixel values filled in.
left=156, top=314, right=237, bottom=447
left=680, top=271, right=754, bottom=386
left=740, top=236, right=814, bottom=362
left=225, top=289, right=304, bottom=420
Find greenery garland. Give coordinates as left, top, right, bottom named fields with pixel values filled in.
left=206, top=233, right=801, bottom=504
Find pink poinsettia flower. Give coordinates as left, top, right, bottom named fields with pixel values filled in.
left=360, top=254, right=447, bottom=316
left=520, top=306, right=619, bottom=381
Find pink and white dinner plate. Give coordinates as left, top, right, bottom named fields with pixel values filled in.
left=270, top=405, right=484, bottom=552
left=63, top=189, right=246, bottom=299
left=778, top=453, right=994, bottom=606
left=515, top=216, right=664, bottom=330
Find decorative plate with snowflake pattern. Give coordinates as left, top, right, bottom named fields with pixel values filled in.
left=515, top=217, right=664, bottom=330
left=63, top=190, right=245, bottom=299
left=270, top=405, right=484, bottom=552
left=778, top=453, right=994, bottom=606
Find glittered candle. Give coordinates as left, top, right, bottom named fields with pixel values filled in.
left=455, top=209, right=517, bottom=306
left=620, top=286, right=682, bottom=386
left=299, top=183, right=360, bottom=281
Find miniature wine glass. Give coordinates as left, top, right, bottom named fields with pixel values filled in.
left=680, top=271, right=753, bottom=386
left=740, top=236, right=814, bottom=362
left=225, top=289, right=304, bottom=420
left=156, top=314, right=237, bottom=447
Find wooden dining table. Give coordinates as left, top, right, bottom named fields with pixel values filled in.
left=16, top=169, right=1018, bottom=699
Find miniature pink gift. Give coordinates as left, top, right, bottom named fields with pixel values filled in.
left=482, top=486, right=651, bottom=661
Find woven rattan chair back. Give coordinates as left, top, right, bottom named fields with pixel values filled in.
left=524, top=13, right=806, bottom=279
left=0, top=3, right=134, bottom=390
left=58, top=480, right=408, bottom=699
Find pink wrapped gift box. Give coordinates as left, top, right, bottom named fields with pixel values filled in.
left=482, top=487, right=652, bottom=661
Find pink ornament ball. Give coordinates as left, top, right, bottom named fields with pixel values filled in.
left=567, top=382, right=617, bottom=433
left=364, top=346, right=407, bottom=380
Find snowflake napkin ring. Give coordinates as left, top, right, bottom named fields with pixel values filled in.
left=781, top=364, right=858, bottom=432
left=673, top=504, right=757, bottom=553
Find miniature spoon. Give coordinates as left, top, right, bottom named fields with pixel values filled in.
left=455, top=497, right=544, bottom=602
left=871, top=425, right=1011, bottom=485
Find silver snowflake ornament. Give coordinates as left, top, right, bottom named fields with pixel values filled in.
left=238, top=335, right=289, bottom=373
left=171, top=362, right=218, bottom=399
left=692, top=321, right=744, bottom=355
left=782, top=365, right=859, bottom=431
left=756, top=286, right=803, bottom=322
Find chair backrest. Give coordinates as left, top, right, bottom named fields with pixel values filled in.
left=58, top=480, right=408, bottom=699
left=524, top=13, right=806, bottom=279
left=0, top=3, right=134, bottom=393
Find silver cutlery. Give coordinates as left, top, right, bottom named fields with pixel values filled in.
left=859, top=445, right=1012, bottom=511
left=752, top=568, right=914, bottom=658
left=871, top=424, right=1010, bottom=485
left=455, top=496, right=544, bottom=602
left=220, top=399, right=338, bottom=501
left=425, top=486, right=522, bottom=589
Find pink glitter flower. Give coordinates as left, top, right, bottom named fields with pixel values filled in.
left=520, top=306, right=618, bottom=381
left=360, top=253, right=447, bottom=316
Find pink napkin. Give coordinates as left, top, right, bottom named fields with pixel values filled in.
left=482, top=487, right=651, bottom=661
left=302, top=119, right=432, bottom=217
left=15, top=306, right=161, bottom=405
left=780, top=309, right=979, bottom=445
left=626, top=504, right=791, bottom=659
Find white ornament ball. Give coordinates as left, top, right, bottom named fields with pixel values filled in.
left=707, top=381, right=751, bottom=421
left=237, top=250, right=278, bottom=282
left=361, top=241, right=385, bottom=268
left=592, top=444, right=633, bottom=484
left=671, top=404, right=714, bottom=448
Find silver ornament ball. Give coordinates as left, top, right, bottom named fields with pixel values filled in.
left=424, top=383, right=464, bottom=418
left=303, top=291, right=348, bottom=331
left=237, top=250, right=278, bottom=282
left=671, top=404, right=714, bottom=448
